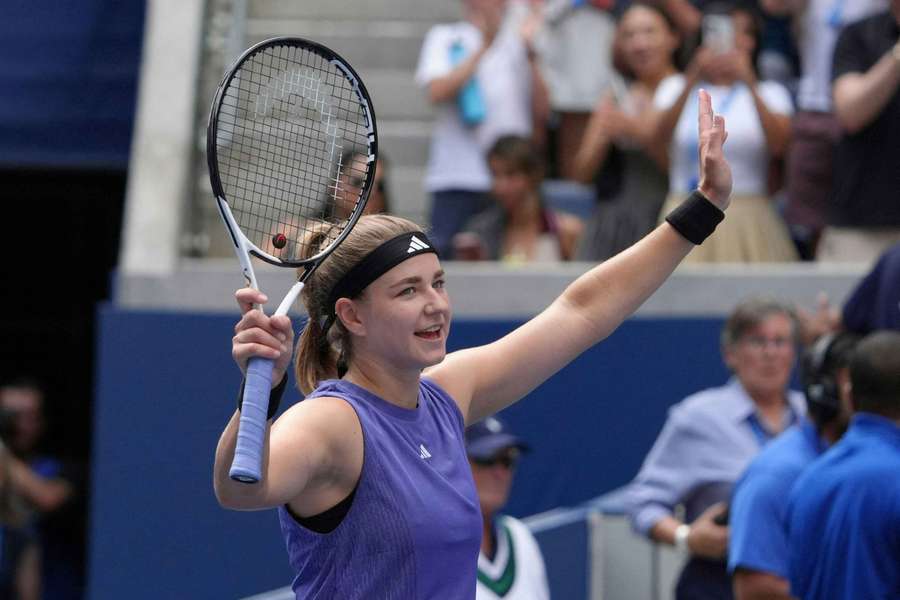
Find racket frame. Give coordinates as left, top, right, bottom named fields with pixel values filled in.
left=206, top=36, right=378, bottom=483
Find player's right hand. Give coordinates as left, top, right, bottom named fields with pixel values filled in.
left=232, top=288, right=294, bottom=385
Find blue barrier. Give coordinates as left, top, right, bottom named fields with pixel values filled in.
left=88, top=306, right=731, bottom=599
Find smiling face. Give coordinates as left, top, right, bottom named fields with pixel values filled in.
left=724, top=313, right=796, bottom=400
left=345, top=253, right=451, bottom=372
left=618, top=5, right=678, bottom=81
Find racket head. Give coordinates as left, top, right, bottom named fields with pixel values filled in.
left=207, top=37, right=378, bottom=268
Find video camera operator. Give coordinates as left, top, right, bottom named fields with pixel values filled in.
left=0, top=378, right=85, bottom=600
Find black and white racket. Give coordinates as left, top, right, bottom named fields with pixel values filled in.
left=207, top=37, right=377, bottom=483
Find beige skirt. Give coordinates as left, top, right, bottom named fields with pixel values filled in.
left=659, top=194, right=799, bottom=263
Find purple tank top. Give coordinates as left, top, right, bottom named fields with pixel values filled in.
left=278, top=378, right=482, bottom=599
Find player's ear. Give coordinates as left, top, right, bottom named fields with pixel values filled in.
left=335, top=298, right=366, bottom=337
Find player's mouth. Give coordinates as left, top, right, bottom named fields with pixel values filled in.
left=414, top=325, right=443, bottom=341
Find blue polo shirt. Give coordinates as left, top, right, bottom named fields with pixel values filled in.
left=728, top=418, right=826, bottom=578
left=786, top=413, right=900, bottom=600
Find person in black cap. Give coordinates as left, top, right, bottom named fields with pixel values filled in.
left=467, top=416, right=549, bottom=600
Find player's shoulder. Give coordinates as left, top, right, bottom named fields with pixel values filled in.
left=279, top=394, right=359, bottom=430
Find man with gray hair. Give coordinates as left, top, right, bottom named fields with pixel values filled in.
left=625, top=297, right=806, bottom=600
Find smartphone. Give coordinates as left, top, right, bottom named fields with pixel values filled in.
left=702, top=14, right=734, bottom=54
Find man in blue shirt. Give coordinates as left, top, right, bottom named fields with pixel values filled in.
left=786, top=331, right=900, bottom=600
left=727, top=332, right=858, bottom=600
left=625, top=297, right=806, bottom=600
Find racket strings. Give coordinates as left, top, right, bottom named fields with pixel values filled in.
left=215, top=42, right=373, bottom=263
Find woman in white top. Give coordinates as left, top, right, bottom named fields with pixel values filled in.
left=653, top=0, right=798, bottom=263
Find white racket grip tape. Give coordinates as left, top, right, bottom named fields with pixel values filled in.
left=230, top=357, right=275, bottom=483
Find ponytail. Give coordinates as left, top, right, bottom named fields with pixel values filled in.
left=295, top=316, right=338, bottom=395
left=291, top=214, right=426, bottom=395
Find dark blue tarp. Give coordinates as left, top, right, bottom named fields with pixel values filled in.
left=0, top=1, right=145, bottom=168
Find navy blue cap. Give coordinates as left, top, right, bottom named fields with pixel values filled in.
left=465, top=416, right=530, bottom=460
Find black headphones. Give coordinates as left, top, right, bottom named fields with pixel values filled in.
left=802, top=333, right=840, bottom=424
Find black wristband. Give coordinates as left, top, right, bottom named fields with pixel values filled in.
left=665, top=190, right=725, bottom=245
left=237, top=373, right=288, bottom=420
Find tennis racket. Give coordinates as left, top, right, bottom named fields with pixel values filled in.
left=207, top=37, right=377, bottom=484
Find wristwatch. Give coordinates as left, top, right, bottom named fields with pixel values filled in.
left=674, top=523, right=691, bottom=553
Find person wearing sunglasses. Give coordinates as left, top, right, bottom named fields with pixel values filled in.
left=466, top=417, right=550, bottom=600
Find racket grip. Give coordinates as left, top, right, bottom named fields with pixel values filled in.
left=229, top=357, right=275, bottom=483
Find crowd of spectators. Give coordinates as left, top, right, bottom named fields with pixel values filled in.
left=408, top=0, right=900, bottom=265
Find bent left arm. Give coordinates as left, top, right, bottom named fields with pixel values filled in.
left=428, top=90, right=732, bottom=422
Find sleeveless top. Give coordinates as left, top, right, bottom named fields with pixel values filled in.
left=278, top=378, right=482, bottom=599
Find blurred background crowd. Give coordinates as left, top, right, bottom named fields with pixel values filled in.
left=413, top=0, right=900, bottom=266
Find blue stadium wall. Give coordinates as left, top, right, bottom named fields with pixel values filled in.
left=89, top=305, right=734, bottom=599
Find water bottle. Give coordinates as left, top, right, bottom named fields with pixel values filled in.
left=449, top=40, right=486, bottom=126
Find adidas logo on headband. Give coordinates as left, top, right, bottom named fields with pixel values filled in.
left=407, top=235, right=429, bottom=253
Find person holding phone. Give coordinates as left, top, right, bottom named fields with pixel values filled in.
left=651, top=0, right=797, bottom=263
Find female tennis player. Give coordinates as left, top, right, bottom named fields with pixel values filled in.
left=214, top=90, right=732, bottom=599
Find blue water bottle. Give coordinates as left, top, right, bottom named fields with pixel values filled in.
left=449, top=40, right=486, bottom=126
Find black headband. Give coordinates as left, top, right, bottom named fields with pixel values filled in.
left=325, top=231, right=438, bottom=323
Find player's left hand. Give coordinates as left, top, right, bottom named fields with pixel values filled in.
left=696, top=89, right=732, bottom=210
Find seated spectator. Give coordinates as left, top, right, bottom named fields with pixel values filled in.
left=815, top=3, right=900, bottom=262
left=466, top=416, right=549, bottom=600
left=653, top=0, right=798, bottom=263
left=572, top=1, right=679, bottom=261
left=334, top=150, right=391, bottom=220
left=415, top=0, right=549, bottom=257
left=453, top=135, right=582, bottom=262
left=786, top=331, right=900, bottom=600
left=728, top=332, right=858, bottom=600
left=760, top=0, right=887, bottom=260
left=625, top=297, right=805, bottom=600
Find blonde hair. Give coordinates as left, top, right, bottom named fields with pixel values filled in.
left=295, top=214, right=425, bottom=394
